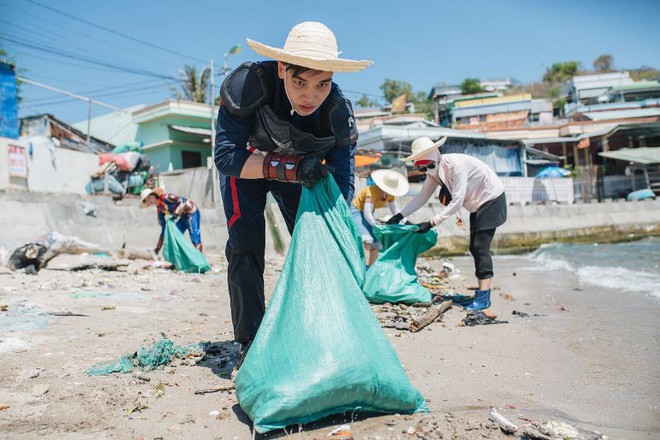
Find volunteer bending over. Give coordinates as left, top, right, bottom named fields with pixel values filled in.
left=351, top=169, right=408, bottom=267
left=388, top=136, right=507, bottom=311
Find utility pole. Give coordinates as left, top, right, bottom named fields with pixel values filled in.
left=209, top=59, right=216, bottom=204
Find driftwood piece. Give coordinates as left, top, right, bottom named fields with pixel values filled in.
left=410, top=300, right=452, bottom=332
left=194, top=385, right=234, bottom=395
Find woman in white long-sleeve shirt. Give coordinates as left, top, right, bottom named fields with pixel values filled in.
left=387, top=136, right=507, bottom=311
left=351, top=169, right=409, bottom=267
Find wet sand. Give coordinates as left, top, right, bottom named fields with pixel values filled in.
left=0, top=252, right=658, bottom=439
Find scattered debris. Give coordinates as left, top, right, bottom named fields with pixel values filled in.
left=0, top=404, right=9, bottom=411
left=48, top=311, right=89, bottom=317
left=488, top=407, right=518, bottom=434
left=194, top=384, right=234, bottom=395
left=410, top=300, right=452, bottom=332
left=461, top=311, right=509, bottom=327
left=512, top=310, right=545, bottom=318
left=327, top=424, right=353, bottom=438
left=152, top=382, right=166, bottom=398
left=86, top=338, right=207, bottom=376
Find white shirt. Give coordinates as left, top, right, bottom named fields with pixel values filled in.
left=401, top=153, right=505, bottom=226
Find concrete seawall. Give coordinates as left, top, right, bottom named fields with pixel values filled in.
left=1, top=191, right=658, bottom=258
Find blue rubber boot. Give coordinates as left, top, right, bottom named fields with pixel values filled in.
left=463, top=289, right=491, bottom=311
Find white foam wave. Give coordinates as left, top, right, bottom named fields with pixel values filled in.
left=575, top=265, right=659, bottom=297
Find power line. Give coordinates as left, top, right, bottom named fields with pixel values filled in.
left=25, top=0, right=207, bottom=64
left=1, top=35, right=176, bottom=80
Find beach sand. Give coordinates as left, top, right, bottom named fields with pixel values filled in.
left=0, top=251, right=657, bottom=439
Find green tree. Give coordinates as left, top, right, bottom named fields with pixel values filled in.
left=170, top=65, right=210, bottom=103
left=629, top=65, right=660, bottom=81
left=593, top=54, right=614, bottom=72
left=379, top=79, right=413, bottom=103
left=461, top=77, right=483, bottom=95
left=356, top=94, right=378, bottom=108
left=542, top=61, right=580, bottom=83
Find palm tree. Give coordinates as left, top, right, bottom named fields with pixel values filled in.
left=170, top=65, right=210, bottom=103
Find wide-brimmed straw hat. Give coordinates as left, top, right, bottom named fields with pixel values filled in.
left=401, top=136, right=448, bottom=162
left=246, top=22, right=372, bottom=73
left=370, top=169, right=409, bottom=197
left=139, top=187, right=162, bottom=208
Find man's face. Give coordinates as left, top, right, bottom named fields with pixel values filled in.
left=278, top=62, right=333, bottom=116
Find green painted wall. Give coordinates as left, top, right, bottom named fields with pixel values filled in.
left=136, top=113, right=213, bottom=171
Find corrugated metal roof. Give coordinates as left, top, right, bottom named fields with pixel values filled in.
left=599, top=147, right=660, bottom=164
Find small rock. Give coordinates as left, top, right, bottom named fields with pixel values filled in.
left=167, top=425, right=183, bottom=433
left=31, top=384, right=49, bottom=396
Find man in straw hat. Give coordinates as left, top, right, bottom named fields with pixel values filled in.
left=351, top=169, right=409, bottom=267
left=387, top=136, right=507, bottom=311
left=213, top=21, right=371, bottom=363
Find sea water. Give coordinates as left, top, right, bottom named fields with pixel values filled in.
left=526, top=236, right=660, bottom=298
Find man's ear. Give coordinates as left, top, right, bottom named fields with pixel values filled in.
left=277, top=61, right=285, bottom=80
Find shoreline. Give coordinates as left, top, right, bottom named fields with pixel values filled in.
left=426, top=227, right=660, bottom=257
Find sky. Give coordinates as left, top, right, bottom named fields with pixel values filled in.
left=2, top=0, right=660, bottom=125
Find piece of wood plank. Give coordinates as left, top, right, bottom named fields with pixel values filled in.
left=409, top=300, right=452, bottom=332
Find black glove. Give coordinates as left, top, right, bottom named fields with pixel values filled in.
left=415, top=221, right=433, bottom=234
left=386, top=213, right=403, bottom=225
left=154, top=247, right=160, bottom=255
left=297, top=155, right=330, bottom=188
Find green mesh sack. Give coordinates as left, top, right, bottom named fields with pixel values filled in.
left=235, top=176, right=428, bottom=434
left=162, top=219, right=210, bottom=273
left=362, top=224, right=437, bottom=304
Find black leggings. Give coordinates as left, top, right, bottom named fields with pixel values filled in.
left=469, top=228, right=496, bottom=280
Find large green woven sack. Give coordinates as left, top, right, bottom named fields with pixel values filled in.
left=362, top=225, right=437, bottom=304
left=235, top=176, right=428, bottom=433
left=162, top=219, right=210, bottom=273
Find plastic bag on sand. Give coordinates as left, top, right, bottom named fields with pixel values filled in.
left=235, top=176, right=428, bottom=434
left=362, top=225, right=437, bottom=304
left=162, top=220, right=210, bottom=273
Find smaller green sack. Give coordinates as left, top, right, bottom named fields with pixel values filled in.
left=362, top=224, right=437, bottom=304
left=162, top=219, right=210, bottom=273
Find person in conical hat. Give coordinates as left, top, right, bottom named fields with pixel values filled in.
left=351, top=169, right=409, bottom=267
left=214, top=21, right=372, bottom=362
left=387, top=136, right=507, bottom=312
left=140, top=187, right=203, bottom=254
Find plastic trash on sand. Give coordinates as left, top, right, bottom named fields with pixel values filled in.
left=162, top=219, right=210, bottom=273
left=362, top=224, right=437, bottom=304
left=86, top=339, right=205, bottom=376
left=235, top=176, right=428, bottom=434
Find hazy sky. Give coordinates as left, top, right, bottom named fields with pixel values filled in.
left=2, top=0, right=659, bottom=124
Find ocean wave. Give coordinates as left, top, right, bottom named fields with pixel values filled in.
left=576, top=265, right=659, bottom=297
left=525, top=241, right=659, bottom=297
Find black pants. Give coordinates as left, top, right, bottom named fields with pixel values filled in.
left=468, top=193, right=507, bottom=280
left=219, top=175, right=301, bottom=343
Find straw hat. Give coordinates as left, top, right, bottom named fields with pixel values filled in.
left=246, top=22, right=372, bottom=73
left=139, top=187, right=162, bottom=208
left=401, top=136, right=448, bottom=162
left=370, top=169, right=409, bottom=197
